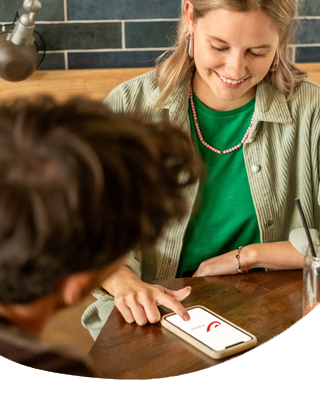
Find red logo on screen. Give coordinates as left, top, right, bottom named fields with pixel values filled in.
left=207, top=321, right=221, bottom=332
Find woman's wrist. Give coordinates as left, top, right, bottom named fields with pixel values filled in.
left=238, top=244, right=259, bottom=272
left=101, top=265, right=135, bottom=296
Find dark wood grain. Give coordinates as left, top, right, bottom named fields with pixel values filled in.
left=89, top=270, right=302, bottom=379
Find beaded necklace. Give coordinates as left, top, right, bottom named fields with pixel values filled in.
left=190, top=84, right=255, bottom=155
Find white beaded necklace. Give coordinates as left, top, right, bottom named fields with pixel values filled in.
left=190, top=84, right=255, bottom=155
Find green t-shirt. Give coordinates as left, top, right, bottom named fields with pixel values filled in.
left=176, top=93, right=261, bottom=278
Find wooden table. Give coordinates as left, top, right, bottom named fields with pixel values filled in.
left=89, top=270, right=302, bottom=379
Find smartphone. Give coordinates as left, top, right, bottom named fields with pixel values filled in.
left=161, top=305, right=257, bottom=359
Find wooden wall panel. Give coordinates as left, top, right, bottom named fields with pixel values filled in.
left=0, top=68, right=153, bottom=102
left=0, top=63, right=319, bottom=103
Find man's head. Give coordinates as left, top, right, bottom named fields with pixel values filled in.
left=0, top=96, right=202, bottom=307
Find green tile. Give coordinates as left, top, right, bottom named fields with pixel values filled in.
left=295, top=19, right=320, bottom=44
left=298, top=0, right=320, bottom=16
left=68, top=50, right=166, bottom=69
left=296, top=46, right=320, bottom=62
left=67, top=0, right=181, bottom=20
left=1, top=0, right=64, bottom=23
left=36, top=23, right=121, bottom=51
left=125, top=21, right=178, bottom=48
left=37, top=53, right=65, bottom=70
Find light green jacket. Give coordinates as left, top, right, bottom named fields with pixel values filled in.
left=82, top=68, right=320, bottom=340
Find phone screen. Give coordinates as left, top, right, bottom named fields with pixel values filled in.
left=165, top=307, right=253, bottom=351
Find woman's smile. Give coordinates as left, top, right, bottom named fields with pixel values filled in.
left=214, top=70, right=251, bottom=89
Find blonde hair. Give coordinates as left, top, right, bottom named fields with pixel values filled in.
left=155, top=0, right=307, bottom=106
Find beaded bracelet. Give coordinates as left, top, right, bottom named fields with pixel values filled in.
left=236, top=246, right=246, bottom=274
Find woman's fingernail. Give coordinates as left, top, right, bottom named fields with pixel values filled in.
left=184, top=314, right=191, bottom=321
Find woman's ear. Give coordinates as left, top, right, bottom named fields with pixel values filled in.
left=184, top=1, right=195, bottom=32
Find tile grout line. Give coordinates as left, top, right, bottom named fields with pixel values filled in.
left=4, top=17, right=320, bottom=23
left=2, top=17, right=320, bottom=25
left=292, top=46, right=296, bottom=63
left=295, top=16, right=320, bottom=19
left=291, top=44, right=320, bottom=47
left=39, top=45, right=320, bottom=54
left=22, top=19, right=180, bottom=25
left=122, top=21, right=125, bottom=50
left=64, top=51, right=68, bottom=70
left=39, top=48, right=169, bottom=53
left=64, top=0, right=68, bottom=21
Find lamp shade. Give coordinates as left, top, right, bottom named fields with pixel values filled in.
left=0, top=31, right=38, bottom=82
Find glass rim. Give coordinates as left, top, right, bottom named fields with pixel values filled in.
left=306, top=245, right=320, bottom=260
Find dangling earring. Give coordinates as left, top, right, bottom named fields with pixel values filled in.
left=269, top=47, right=279, bottom=72
left=186, top=31, right=194, bottom=59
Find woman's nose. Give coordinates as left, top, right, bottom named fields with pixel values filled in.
left=224, top=52, right=247, bottom=80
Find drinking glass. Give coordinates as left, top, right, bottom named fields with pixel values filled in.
left=303, top=245, right=320, bottom=317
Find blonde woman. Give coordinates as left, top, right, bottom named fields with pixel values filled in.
left=82, top=0, right=320, bottom=339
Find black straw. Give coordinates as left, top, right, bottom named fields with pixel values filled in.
left=294, top=198, right=317, bottom=258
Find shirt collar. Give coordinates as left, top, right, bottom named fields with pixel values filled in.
left=255, top=79, right=292, bottom=124
left=146, top=68, right=193, bottom=126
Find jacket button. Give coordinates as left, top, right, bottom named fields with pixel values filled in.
left=266, top=220, right=274, bottom=228
left=252, top=164, right=261, bottom=173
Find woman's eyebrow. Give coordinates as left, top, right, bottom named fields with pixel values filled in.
left=206, top=35, right=272, bottom=49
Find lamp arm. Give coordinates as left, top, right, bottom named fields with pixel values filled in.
left=7, top=0, right=42, bottom=47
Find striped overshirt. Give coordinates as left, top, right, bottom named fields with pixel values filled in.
left=81, top=68, right=320, bottom=339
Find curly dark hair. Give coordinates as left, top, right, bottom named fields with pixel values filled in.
left=0, top=96, right=202, bottom=304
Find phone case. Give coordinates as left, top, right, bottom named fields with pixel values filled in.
left=161, top=305, right=257, bottom=359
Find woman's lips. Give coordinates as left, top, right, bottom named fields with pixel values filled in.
left=214, top=71, right=250, bottom=89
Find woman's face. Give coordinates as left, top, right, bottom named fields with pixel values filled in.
left=185, top=4, right=280, bottom=110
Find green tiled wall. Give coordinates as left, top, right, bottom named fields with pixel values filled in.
left=1, top=0, right=320, bottom=69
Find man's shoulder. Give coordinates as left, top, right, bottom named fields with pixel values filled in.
left=0, top=322, right=95, bottom=377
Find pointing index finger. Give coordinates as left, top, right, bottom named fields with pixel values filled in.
left=158, top=292, right=191, bottom=322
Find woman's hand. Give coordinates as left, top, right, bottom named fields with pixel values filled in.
left=193, top=242, right=304, bottom=277
left=101, top=266, right=191, bottom=325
